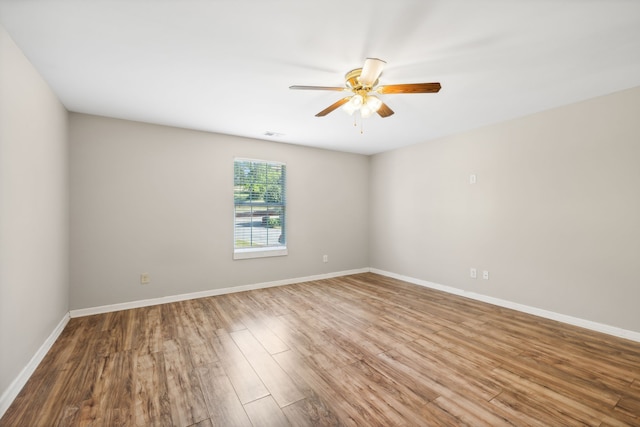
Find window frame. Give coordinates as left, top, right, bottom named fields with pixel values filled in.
left=233, top=157, right=287, bottom=260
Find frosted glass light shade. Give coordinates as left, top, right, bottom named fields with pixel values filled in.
left=342, top=94, right=363, bottom=115
left=365, top=95, right=382, bottom=111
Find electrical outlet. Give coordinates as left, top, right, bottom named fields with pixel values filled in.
left=483, top=270, right=489, bottom=280
left=323, top=255, right=328, bottom=263
left=470, top=268, right=477, bottom=279
left=140, top=273, right=150, bottom=284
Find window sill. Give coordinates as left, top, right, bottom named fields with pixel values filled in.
left=233, top=246, right=288, bottom=260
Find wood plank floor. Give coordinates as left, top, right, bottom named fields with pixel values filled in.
left=2, top=273, right=640, bottom=426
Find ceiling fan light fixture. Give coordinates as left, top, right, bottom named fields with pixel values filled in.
left=365, top=95, right=382, bottom=112
left=344, top=94, right=383, bottom=118
left=360, top=105, right=375, bottom=118
left=350, top=94, right=363, bottom=108
left=342, top=94, right=363, bottom=115
left=342, top=102, right=358, bottom=115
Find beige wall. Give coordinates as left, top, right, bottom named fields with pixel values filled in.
left=370, top=86, right=640, bottom=332
left=69, top=114, right=369, bottom=309
left=0, top=26, right=69, bottom=399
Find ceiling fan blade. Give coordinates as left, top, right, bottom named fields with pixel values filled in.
left=289, top=85, right=346, bottom=91
left=377, top=82, right=441, bottom=94
left=377, top=102, right=395, bottom=118
left=359, top=58, right=386, bottom=87
left=315, top=97, right=351, bottom=117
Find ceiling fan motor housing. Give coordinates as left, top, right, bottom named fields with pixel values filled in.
left=345, top=68, right=379, bottom=90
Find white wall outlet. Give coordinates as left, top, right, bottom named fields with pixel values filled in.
left=470, top=174, right=477, bottom=184
left=483, top=270, right=489, bottom=280
left=140, top=273, right=150, bottom=284
left=323, top=255, right=328, bottom=263
left=470, top=268, right=477, bottom=279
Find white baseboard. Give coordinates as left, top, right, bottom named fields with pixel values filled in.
left=0, top=312, right=70, bottom=419
left=69, top=268, right=370, bottom=318
left=70, top=266, right=640, bottom=343
left=371, top=268, right=640, bottom=343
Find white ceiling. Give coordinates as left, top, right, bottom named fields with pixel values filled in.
left=1, top=1, right=640, bottom=155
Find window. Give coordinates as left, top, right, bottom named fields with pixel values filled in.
left=233, top=158, right=287, bottom=259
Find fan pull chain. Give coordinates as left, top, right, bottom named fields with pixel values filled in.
left=350, top=115, right=364, bottom=134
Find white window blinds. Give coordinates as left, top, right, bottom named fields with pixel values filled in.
left=233, top=158, right=287, bottom=259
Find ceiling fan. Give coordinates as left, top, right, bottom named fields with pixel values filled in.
left=290, top=58, right=441, bottom=119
